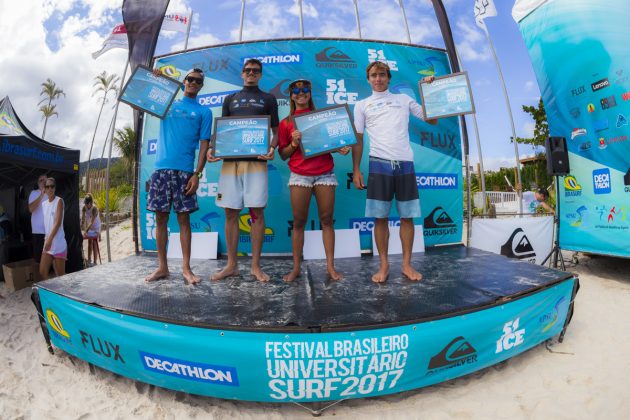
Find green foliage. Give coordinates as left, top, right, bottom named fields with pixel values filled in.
left=92, top=185, right=131, bottom=213
left=113, top=126, right=136, bottom=183
left=38, top=78, right=65, bottom=139
left=514, top=98, right=548, bottom=148
left=116, top=184, right=133, bottom=197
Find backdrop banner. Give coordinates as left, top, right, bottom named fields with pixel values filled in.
left=516, top=0, right=630, bottom=258
left=140, top=39, right=464, bottom=254
left=470, top=216, right=554, bottom=265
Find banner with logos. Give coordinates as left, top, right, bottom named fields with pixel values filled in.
left=38, top=278, right=575, bottom=402
left=516, top=0, right=630, bottom=257
left=139, top=39, right=464, bottom=254
left=470, top=216, right=554, bottom=265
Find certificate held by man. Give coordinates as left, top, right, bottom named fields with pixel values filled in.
left=212, top=116, right=271, bottom=159
left=118, top=65, right=182, bottom=119
left=293, top=104, right=358, bottom=159
left=418, top=72, right=475, bottom=120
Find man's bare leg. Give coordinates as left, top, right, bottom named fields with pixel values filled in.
left=400, top=218, right=422, bottom=281
left=372, top=218, right=390, bottom=283
left=177, top=212, right=200, bottom=284
left=249, top=207, right=269, bottom=282
left=146, top=211, right=170, bottom=282
left=212, top=208, right=240, bottom=280
left=314, top=185, right=343, bottom=280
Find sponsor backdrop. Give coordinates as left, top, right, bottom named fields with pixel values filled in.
left=140, top=39, right=463, bottom=254
left=517, top=0, right=630, bottom=258
left=39, top=278, right=575, bottom=402
left=470, top=216, right=554, bottom=265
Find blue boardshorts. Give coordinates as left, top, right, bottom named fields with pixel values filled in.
left=147, top=169, right=199, bottom=213
left=365, top=157, right=421, bottom=219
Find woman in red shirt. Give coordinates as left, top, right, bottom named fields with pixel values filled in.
left=278, top=79, right=350, bottom=282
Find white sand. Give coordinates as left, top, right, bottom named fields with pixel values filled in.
left=1, top=220, right=629, bottom=419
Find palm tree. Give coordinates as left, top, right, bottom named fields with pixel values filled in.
left=85, top=71, right=120, bottom=187
left=113, top=126, right=136, bottom=183
left=38, top=78, right=65, bottom=139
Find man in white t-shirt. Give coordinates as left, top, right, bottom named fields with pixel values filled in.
left=352, top=61, right=436, bottom=283
left=522, top=187, right=554, bottom=214
left=28, top=174, right=48, bottom=263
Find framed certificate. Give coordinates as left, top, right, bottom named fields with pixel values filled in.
left=119, top=65, right=183, bottom=119
left=212, top=116, right=270, bottom=158
left=418, top=72, right=475, bottom=119
left=292, top=104, right=358, bottom=159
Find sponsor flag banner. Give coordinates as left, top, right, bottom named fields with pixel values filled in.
left=470, top=216, right=554, bottom=265
left=140, top=39, right=464, bottom=254
left=122, top=0, right=170, bottom=71
left=92, top=24, right=128, bottom=59
left=161, top=11, right=192, bottom=33
left=39, top=279, right=575, bottom=402
left=474, top=0, right=497, bottom=30
left=516, top=0, right=630, bottom=257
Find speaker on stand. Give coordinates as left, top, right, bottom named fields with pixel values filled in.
left=542, top=136, right=568, bottom=269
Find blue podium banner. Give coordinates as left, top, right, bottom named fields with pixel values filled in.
left=141, top=39, right=464, bottom=253
left=293, top=105, right=357, bottom=159
left=119, top=65, right=182, bottom=119
left=213, top=116, right=270, bottom=158
left=419, top=72, right=474, bottom=120
left=517, top=0, right=630, bottom=257
left=39, top=278, right=575, bottom=403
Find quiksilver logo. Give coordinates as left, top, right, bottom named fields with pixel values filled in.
left=500, top=228, right=536, bottom=260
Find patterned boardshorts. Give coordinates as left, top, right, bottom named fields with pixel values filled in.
left=147, top=169, right=198, bottom=213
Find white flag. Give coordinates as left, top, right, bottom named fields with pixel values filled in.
left=92, top=24, right=128, bottom=59
left=474, top=0, right=498, bottom=30
left=162, top=11, right=192, bottom=33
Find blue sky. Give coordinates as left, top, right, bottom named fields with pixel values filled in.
left=0, top=0, right=541, bottom=170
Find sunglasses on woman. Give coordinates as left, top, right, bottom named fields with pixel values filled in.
left=291, top=86, right=311, bottom=95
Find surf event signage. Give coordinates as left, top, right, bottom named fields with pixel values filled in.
left=38, top=280, right=575, bottom=402
left=516, top=0, right=630, bottom=258
left=139, top=39, right=463, bottom=254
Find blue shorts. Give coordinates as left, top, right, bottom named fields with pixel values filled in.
left=147, top=169, right=199, bottom=213
left=365, top=157, right=421, bottom=219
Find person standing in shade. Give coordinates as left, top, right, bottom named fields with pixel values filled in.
left=40, top=178, right=66, bottom=279
left=352, top=61, right=436, bottom=283
left=278, top=79, right=350, bottom=282
left=145, top=68, right=212, bottom=284
left=207, top=58, right=279, bottom=282
left=29, top=174, right=48, bottom=264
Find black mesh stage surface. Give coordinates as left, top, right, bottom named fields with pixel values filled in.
left=38, top=246, right=573, bottom=331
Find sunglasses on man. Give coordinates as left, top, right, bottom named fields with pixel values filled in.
left=242, top=67, right=262, bottom=74
left=290, top=86, right=311, bottom=95
left=185, top=76, right=204, bottom=84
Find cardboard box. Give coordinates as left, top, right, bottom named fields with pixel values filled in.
left=2, top=259, right=41, bottom=292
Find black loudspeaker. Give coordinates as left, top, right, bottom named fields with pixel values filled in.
left=545, top=136, right=570, bottom=175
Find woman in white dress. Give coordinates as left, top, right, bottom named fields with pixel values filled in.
left=40, top=177, right=67, bottom=279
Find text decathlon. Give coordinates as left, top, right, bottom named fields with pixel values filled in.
left=242, top=53, right=302, bottom=65
left=308, top=110, right=337, bottom=121
left=350, top=218, right=400, bottom=235
left=416, top=173, right=457, bottom=189
left=197, top=91, right=239, bottom=107
left=140, top=352, right=239, bottom=386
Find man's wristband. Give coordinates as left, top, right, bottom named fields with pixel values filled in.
left=194, top=171, right=202, bottom=179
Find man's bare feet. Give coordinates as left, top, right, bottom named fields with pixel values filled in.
left=211, top=265, right=239, bottom=281
left=183, top=268, right=201, bottom=285
left=327, top=267, right=343, bottom=281
left=402, top=265, right=423, bottom=281
left=251, top=266, right=270, bottom=282
left=283, top=268, right=301, bottom=282
left=145, top=268, right=169, bottom=282
left=372, top=264, right=389, bottom=283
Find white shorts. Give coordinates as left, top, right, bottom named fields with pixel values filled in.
left=216, top=161, right=268, bottom=209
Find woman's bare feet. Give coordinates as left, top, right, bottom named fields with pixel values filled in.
left=145, top=267, right=169, bottom=282
left=251, top=266, right=270, bottom=282
left=183, top=268, right=201, bottom=285
left=211, top=265, right=239, bottom=281
left=402, top=265, right=423, bottom=281
left=283, top=268, right=301, bottom=282
left=327, top=266, right=343, bottom=281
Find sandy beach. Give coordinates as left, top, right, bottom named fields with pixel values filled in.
left=1, top=220, right=629, bottom=419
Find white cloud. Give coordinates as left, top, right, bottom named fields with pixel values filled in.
left=454, top=17, right=491, bottom=62
left=524, top=80, right=536, bottom=91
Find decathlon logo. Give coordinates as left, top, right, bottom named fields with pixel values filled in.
left=427, top=336, right=477, bottom=373
left=349, top=217, right=400, bottom=235
left=140, top=351, right=239, bottom=386
left=46, top=308, right=71, bottom=344
left=242, top=53, right=302, bottom=65
left=315, top=47, right=357, bottom=68
left=496, top=318, right=526, bottom=353
left=593, top=168, right=611, bottom=194
left=500, top=228, right=536, bottom=261
left=564, top=175, right=582, bottom=197
left=147, top=139, right=157, bottom=155
left=591, top=77, right=610, bottom=92
left=197, top=91, right=239, bottom=108
left=416, top=173, right=457, bottom=189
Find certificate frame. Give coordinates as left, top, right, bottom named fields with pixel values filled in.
left=418, top=71, right=475, bottom=120
left=292, top=104, right=358, bottom=159
left=212, top=116, right=271, bottom=159
left=118, top=65, right=183, bottom=119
